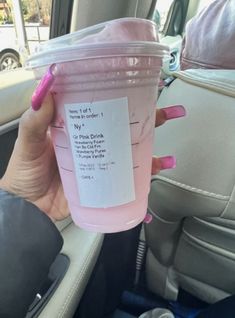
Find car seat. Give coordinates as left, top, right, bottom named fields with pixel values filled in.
left=145, top=69, right=235, bottom=304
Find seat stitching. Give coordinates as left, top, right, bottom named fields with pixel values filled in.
left=152, top=175, right=229, bottom=200
left=183, top=229, right=235, bottom=261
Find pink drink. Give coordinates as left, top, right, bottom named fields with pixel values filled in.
left=26, top=18, right=168, bottom=233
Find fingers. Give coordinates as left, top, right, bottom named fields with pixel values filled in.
left=155, top=105, right=186, bottom=127
left=19, top=94, right=54, bottom=142
left=31, top=64, right=55, bottom=111
left=17, top=94, right=55, bottom=160
left=153, top=105, right=185, bottom=175
left=17, top=65, right=55, bottom=154
left=151, top=156, right=176, bottom=175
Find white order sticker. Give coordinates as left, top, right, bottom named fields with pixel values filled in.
left=65, top=97, right=135, bottom=208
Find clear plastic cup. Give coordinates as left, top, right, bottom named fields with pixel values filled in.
left=26, top=18, right=168, bottom=233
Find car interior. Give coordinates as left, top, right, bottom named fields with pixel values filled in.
left=1, top=0, right=235, bottom=317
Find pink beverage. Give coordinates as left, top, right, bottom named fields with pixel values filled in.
left=26, top=18, right=168, bottom=233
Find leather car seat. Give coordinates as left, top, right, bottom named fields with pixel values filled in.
left=145, top=69, right=235, bottom=304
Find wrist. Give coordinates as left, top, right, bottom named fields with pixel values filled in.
left=0, top=177, right=7, bottom=192
left=0, top=176, right=15, bottom=196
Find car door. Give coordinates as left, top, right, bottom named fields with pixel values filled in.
left=0, top=1, right=103, bottom=317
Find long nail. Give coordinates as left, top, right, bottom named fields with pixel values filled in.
left=144, top=213, right=153, bottom=224
left=162, top=105, right=186, bottom=120
left=31, top=64, right=55, bottom=111
left=160, top=156, right=176, bottom=170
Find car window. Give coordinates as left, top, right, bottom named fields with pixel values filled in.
left=151, top=0, right=217, bottom=35
left=151, top=0, right=174, bottom=33
left=0, top=0, right=52, bottom=72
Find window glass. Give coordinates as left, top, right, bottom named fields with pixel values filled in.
left=0, top=0, right=52, bottom=72
left=151, top=0, right=174, bottom=33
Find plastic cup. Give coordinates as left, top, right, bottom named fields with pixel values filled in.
left=26, top=18, right=168, bottom=233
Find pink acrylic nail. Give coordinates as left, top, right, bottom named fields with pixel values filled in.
left=31, top=64, right=55, bottom=111
left=162, top=105, right=186, bottom=120
left=144, top=213, right=153, bottom=224
left=160, top=156, right=176, bottom=170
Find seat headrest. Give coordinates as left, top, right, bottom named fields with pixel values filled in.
left=181, top=0, right=235, bottom=70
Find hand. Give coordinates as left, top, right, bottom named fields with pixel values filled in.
left=152, top=105, right=186, bottom=174
left=0, top=90, right=185, bottom=221
left=0, top=95, right=69, bottom=221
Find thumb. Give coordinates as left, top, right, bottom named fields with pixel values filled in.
left=17, top=94, right=55, bottom=156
